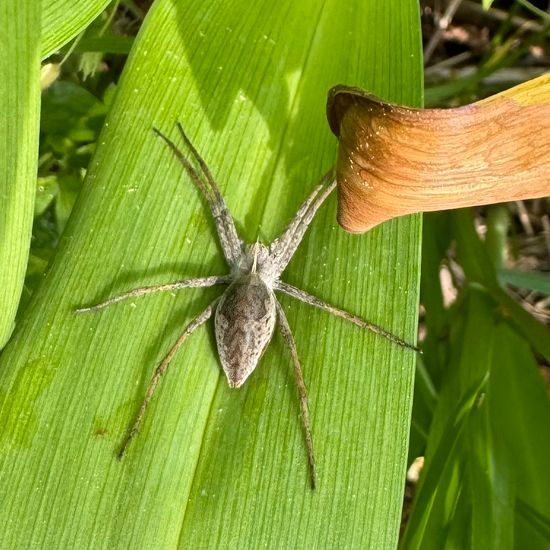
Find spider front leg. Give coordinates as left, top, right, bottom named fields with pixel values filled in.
left=75, top=275, right=230, bottom=314
left=270, top=170, right=336, bottom=274
left=118, top=297, right=220, bottom=458
left=153, top=124, right=243, bottom=266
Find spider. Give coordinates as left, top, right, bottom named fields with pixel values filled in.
left=76, top=123, right=418, bottom=489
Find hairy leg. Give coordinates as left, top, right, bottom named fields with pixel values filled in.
left=275, top=281, right=419, bottom=352
left=154, top=125, right=242, bottom=265
left=269, top=179, right=325, bottom=256
left=270, top=171, right=336, bottom=274
left=118, top=298, right=219, bottom=459
left=275, top=300, right=317, bottom=489
left=75, top=275, right=230, bottom=313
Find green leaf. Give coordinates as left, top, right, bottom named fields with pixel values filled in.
left=405, top=284, right=550, bottom=549
left=453, top=209, right=550, bottom=361
left=0, top=1, right=41, bottom=348
left=516, top=498, right=550, bottom=544
left=76, top=35, right=135, bottom=54
left=490, top=324, right=550, bottom=549
left=498, top=268, right=550, bottom=295
left=401, top=357, right=488, bottom=549
left=0, top=0, right=422, bottom=547
left=41, top=80, right=107, bottom=138
left=515, top=0, right=550, bottom=22
left=41, top=0, right=113, bottom=59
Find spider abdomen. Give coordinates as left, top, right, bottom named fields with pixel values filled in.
left=215, top=274, right=277, bottom=388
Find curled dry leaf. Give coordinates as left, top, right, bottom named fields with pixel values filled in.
left=327, top=74, right=550, bottom=233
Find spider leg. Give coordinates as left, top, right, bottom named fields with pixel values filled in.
left=275, top=281, right=420, bottom=352
left=153, top=126, right=242, bottom=265
left=269, top=181, right=325, bottom=254
left=270, top=170, right=336, bottom=274
left=275, top=300, right=316, bottom=489
left=75, top=275, right=230, bottom=314
left=117, top=297, right=219, bottom=459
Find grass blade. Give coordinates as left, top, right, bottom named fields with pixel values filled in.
left=0, top=1, right=41, bottom=348
left=42, top=0, right=113, bottom=59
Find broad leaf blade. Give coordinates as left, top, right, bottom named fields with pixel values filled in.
left=0, top=1, right=41, bottom=348
left=42, top=0, right=113, bottom=59
left=0, top=0, right=422, bottom=547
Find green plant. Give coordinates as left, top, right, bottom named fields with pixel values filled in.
left=0, top=0, right=421, bottom=547
left=404, top=208, right=550, bottom=549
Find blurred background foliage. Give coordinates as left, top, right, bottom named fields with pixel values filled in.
left=405, top=1, right=550, bottom=548
left=15, top=0, right=550, bottom=547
